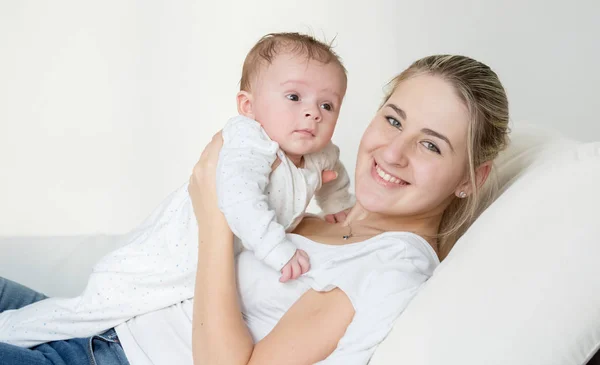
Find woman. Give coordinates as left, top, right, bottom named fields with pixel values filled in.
left=189, top=54, right=509, bottom=364
left=0, top=55, right=509, bottom=364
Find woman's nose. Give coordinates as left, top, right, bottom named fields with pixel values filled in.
left=382, top=134, right=410, bottom=167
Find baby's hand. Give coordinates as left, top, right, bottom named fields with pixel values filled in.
left=324, top=209, right=350, bottom=224
left=279, top=249, right=310, bottom=283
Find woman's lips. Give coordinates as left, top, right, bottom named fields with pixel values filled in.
left=371, top=161, right=409, bottom=187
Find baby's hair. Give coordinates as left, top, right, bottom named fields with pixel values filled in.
left=240, top=32, right=347, bottom=92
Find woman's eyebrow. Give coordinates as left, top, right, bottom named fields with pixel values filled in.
left=385, top=103, right=406, bottom=120
left=422, top=128, right=455, bottom=152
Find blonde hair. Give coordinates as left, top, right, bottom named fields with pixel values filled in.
left=240, top=32, right=347, bottom=92
left=382, top=55, right=510, bottom=260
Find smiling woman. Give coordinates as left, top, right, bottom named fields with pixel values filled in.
left=369, top=56, right=510, bottom=258
left=355, top=74, right=474, bottom=225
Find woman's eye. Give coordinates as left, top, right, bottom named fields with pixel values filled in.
left=320, top=103, right=332, bottom=111
left=422, top=141, right=441, bottom=154
left=386, top=116, right=401, bottom=128
left=286, top=94, right=299, bottom=101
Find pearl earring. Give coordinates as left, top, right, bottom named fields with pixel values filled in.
left=459, top=191, right=467, bottom=198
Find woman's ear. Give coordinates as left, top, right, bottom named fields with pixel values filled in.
left=454, top=161, right=492, bottom=198
left=236, top=91, right=254, bottom=119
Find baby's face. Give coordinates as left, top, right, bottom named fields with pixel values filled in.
left=249, top=53, right=346, bottom=160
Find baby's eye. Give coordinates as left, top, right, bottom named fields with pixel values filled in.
left=421, top=141, right=441, bottom=154
left=320, top=103, right=333, bottom=111
left=286, top=94, right=299, bottom=101
left=386, top=116, right=401, bottom=128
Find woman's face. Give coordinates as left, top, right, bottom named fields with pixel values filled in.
left=355, top=74, right=471, bottom=218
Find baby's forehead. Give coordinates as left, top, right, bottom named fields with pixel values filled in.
left=256, top=54, right=346, bottom=91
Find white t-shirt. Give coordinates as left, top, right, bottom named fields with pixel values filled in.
left=116, top=231, right=439, bottom=365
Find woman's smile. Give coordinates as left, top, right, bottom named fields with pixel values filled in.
left=371, top=160, right=410, bottom=187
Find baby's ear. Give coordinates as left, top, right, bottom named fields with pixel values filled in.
left=236, top=91, right=254, bottom=118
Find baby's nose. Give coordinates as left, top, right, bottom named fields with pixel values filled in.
left=304, top=111, right=321, bottom=121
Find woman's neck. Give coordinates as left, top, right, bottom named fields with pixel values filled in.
left=343, top=203, right=442, bottom=246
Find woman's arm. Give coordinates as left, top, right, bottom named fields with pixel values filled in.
left=249, top=288, right=354, bottom=364
left=189, top=133, right=355, bottom=365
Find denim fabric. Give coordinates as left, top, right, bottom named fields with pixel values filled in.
left=0, top=277, right=48, bottom=310
left=0, top=277, right=130, bottom=365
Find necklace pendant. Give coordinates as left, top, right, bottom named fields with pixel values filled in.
left=343, top=235, right=350, bottom=240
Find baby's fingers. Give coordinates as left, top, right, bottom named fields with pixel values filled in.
left=290, top=259, right=302, bottom=280
left=334, top=209, right=350, bottom=223
left=324, top=214, right=336, bottom=224
left=279, top=263, right=292, bottom=283
left=297, top=251, right=310, bottom=274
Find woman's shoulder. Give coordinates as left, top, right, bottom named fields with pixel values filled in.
left=293, top=216, right=439, bottom=271
left=371, top=231, right=440, bottom=270
left=338, top=231, right=439, bottom=287
left=316, top=230, right=439, bottom=269
left=295, top=230, right=439, bottom=309
left=290, top=231, right=439, bottom=363
left=316, top=232, right=438, bottom=363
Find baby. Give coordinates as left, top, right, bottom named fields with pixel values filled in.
left=218, top=33, right=355, bottom=282
left=0, top=32, right=355, bottom=348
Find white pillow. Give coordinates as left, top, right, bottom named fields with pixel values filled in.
left=371, top=125, right=600, bottom=365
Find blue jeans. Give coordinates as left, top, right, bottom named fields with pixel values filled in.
left=0, top=277, right=130, bottom=365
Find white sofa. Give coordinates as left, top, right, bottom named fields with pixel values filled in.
left=1, top=125, right=599, bottom=364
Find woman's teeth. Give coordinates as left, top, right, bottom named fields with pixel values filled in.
left=375, top=164, right=406, bottom=185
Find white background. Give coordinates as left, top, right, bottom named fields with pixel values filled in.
left=1, top=0, right=598, bottom=235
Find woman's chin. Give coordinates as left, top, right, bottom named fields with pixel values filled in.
left=355, top=189, right=396, bottom=214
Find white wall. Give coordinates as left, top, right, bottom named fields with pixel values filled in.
left=1, top=0, right=598, bottom=235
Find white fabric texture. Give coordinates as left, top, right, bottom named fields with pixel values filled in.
left=114, top=232, right=439, bottom=365
left=218, top=115, right=355, bottom=271
left=371, top=126, right=600, bottom=365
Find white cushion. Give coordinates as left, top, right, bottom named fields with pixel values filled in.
left=371, top=125, right=600, bottom=365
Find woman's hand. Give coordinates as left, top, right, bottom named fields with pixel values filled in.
left=188, top=131, right=226, bottom=233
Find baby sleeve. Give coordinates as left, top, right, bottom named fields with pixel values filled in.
left=311, top=142, right=356, bottom=215
left=218, top=116, right=297, bottom=271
